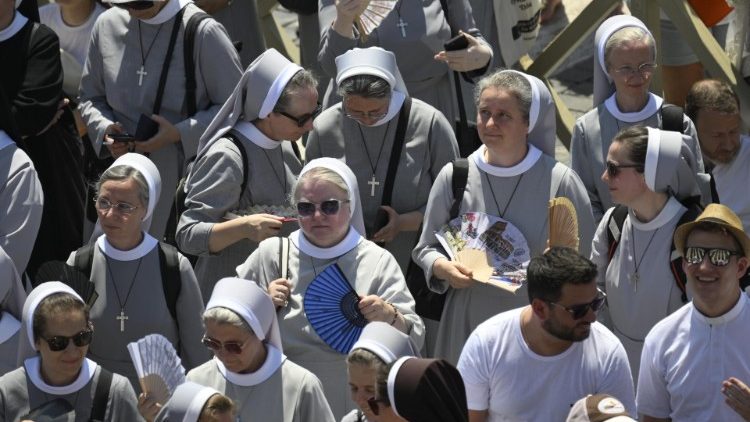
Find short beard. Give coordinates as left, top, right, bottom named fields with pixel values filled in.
left=542, top=317, right=591, bottom=342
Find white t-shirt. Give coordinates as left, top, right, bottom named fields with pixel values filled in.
left=39, top=2, right=106, bottom=66
left=457, top=307, right=636, bottom=421
left=713, top=135, right=750, bottom=233
left=637, top=292, right=750, bottom=421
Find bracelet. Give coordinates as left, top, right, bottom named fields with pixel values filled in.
left=388, top=302, right=399, bottom=326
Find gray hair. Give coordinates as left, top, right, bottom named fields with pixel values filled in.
left=203, top=307, right=251, bottom=332
left=474, top=70, right=532, bottom=124
left=347, top=347, right=387, bottom=370
left=274, top=69, right=319, bottom=113
left=604, top=26, right=656, bottom=70
left=291, top=167, right=349, bottom=203
left=95, top=165, right=149, bottom=207
left=337, top=74, right=392, bottom=99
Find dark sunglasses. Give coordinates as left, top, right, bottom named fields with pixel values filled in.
left=367, top=397, right=388, bottom=416
left=276, top=103, right=322, bottom=128
left=112, top=0, right=156, bottom=9
left=201, top=335, right=248, bottom=355
left=42, top=328, right=93, bottom=352
left=296, top=199, right=349, bottom=217
left=684, top=246, right=741, bottom=267
left=605, top=161, right=642, bottom=178
left=548, top=291, right=607, bottom=320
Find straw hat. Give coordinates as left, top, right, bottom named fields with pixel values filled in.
left=673, top=204, right=750, bottom=258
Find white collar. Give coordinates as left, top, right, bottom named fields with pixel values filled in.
left=235, top=121, right=282, bottom=149
left=140, top=0, right=191, bottom=25
left=604, top=92, right=663, bottom=123
left=25, top=356, right=98, bottom=395
left=0, top=312, right=20, bottom=344
left=0, top=11, right=27, bottom=42
left=365, top=91, right=406, bottom=127
left=0, top=131, right=15, bottom=151
left=289, top=227, right=362, bottom=259
left=472, top=144, right=542, bottom=177
left=692, top=291, right=746, bottom=325
left=628, top=196, right=684, bottom=231
left=96, top=232, right=158, bottom=261
left=215, top=344, right=285, bottom=386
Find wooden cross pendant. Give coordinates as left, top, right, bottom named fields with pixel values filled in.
left=117, top=309, right=128, bottom=332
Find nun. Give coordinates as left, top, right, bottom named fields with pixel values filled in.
left=236, top=157, right=425, bottom=419
left=145, top=381, right=235, bottom=421
left=412, top=69, right=595, bottom=364
left=68, top=153, right=208, bottom=388
left=371, top=357, right=468, bottom=422
left=342, top=321, right=420, bottom=422
left=0, top=282, right=139, bottom=420
left=306, top=47, right=459, bottom=272
left=591, top=125, right=703, bottom=381
left=177, top=48, right=318, bottom=300
left=570, top=15, right=705, bottom=222
left=0, top=247, right=25, bottom=375
left=186, top=277, right=335, bottom=422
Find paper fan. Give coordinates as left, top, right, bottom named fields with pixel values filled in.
left=355, top=0, right=398, bottom=40
left=127, top=334, right=186, bottom=405
left=34, top=261, right=99, bottom=308
left=304, top=264, right=367, bottom=354
left=548, top=197, right=579, bottom=251
left=456, top=248, right=525, bottom=293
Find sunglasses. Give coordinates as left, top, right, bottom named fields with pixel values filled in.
left=276, top=103, right=322, bottom=128
left=95, top=197, right=139, bottom=214
left=548, top=291, right=607, bottom=320
left=42, top=328, right=93, bottom=352
left=201, top=336, right=248, bottom=355
left=605, top=161, right=642, bottom=178
left=296, top=199, right=349, bottom=217
left=112, top=0, right=156, bottom=9
left=684, top=247, right=741, bottom=267
left=367, top=397, right=388, bottom=416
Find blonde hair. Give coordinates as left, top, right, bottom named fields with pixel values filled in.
left=291, top=167, right=349, bottom=202
left=604, top=26, right=656, bottom=70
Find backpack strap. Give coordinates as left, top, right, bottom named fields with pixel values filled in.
left=450, top=158, right=469, bottom=219
left=157, top=242, right=182, bottom=324
left=669, top=202, right=704, bottom=303
left=183, top=11, right=211, bottom=116
left=549, top=163, right=568, bottom=200
left=606, top=205, right=629, bottom=261
left=89, top=368, right=113, bottom=421
left=225, top=133, right=249, bottom=196
left=380, top=97, right=412, bottom=207
left=73, top=243, right=96, bottom=280
left=152, top=7, right=185, bottom=115
left=660, top=103, right=685, bottom=134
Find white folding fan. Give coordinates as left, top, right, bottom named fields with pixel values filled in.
left=127, top=334, right=186, bottom=405
left=354, top=0, right=398, bottom=40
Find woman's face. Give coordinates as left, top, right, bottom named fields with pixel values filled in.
left=204, top=320, right=266, bottom=374
left=601, top=141, right=647, bottom=205
left=296, top=178, right=351, bottom=248
left=35, top=309, right=90, bottom=385
left=266, top=86, right=319, bottom=141
left=97, top=178, right=147, bottom=243
left=607, top=39, right=655, bottom=102
left=476, top=87, right=529, bottom=153
left=348, top=362, right=378, bottom=419
left=343, top=95, right=390, bottom=127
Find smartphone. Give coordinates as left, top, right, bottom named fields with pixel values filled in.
left=444, top=33, right=469, bottom=51
left=109, top=133, right=135, bottom=143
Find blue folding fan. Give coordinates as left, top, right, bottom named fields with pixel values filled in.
left=304, top=264, right=368, bottom=354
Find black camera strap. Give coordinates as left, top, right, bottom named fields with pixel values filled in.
left=152, top=7, right=185, bottom=115
left=379, top=97, right=412, bottom=207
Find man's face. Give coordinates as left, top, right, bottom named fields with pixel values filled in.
left=695, top=108, right=742, bottom=164
left=542, top=281, right=600, bottom=342
left=683, top=228, right=748, bottom=317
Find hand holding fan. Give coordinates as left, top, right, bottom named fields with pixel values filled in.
left=354, top=0, right=398, bottom=41
left=548, top=197, right=579, bottom=251
left=304, top=264, right=368, bottom=354
left=127, top=334, right=186, bottom=405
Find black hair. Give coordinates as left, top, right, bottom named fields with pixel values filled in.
left=527, top=247, right=598, bottom=303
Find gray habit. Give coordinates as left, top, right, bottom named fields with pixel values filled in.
left=306, top=99, right=460, bottom=271
left=413, top=149, right=596, bottom=364
left=78, top=4, right=242, bottom=240
left=211, top=0, right=265, bottom=67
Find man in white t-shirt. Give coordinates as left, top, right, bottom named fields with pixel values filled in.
left=686, top=79, right=750, bottom=232
left=637, top=204, right=750, bottom=421
left=457, top=247, right=635, bottom=422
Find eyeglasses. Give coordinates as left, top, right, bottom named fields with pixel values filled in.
left=276, top=103, right=322, bottom=127
left=605, top=161, right=642, bottom=178
left=95, top=197, right=139, bottom=214
left=684, top=247, right=741, bottom=267
left=367, top=397, right=388, bottom=416
left=296, top=199, right=349, bottom=217
left=201, top=336, right=249, bottom=355
left=613, top=62, right=658, bottom=79
left=344, top=106, right=389, bottom=122
left=548, top=291, right=607, bottom=320
left=42, top=328, right=93, bottom=352
left=112, top=0, right=156, bottom=10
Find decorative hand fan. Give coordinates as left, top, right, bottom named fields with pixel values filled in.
left=225, top=204, right=297, bottom=222
left=456, top=248, right=524, bottom=293
left=34, top=261, right=99, bottom=307
left=548, top=197, right=579, bottom=251
left=127, top=334, right=186, bottom=405
left=354, top=0, right=398, bottom=41
left=304, top=264, right=367, bottom=354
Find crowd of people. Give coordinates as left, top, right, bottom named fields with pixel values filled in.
left=1, top=0, right=750, bottom=420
